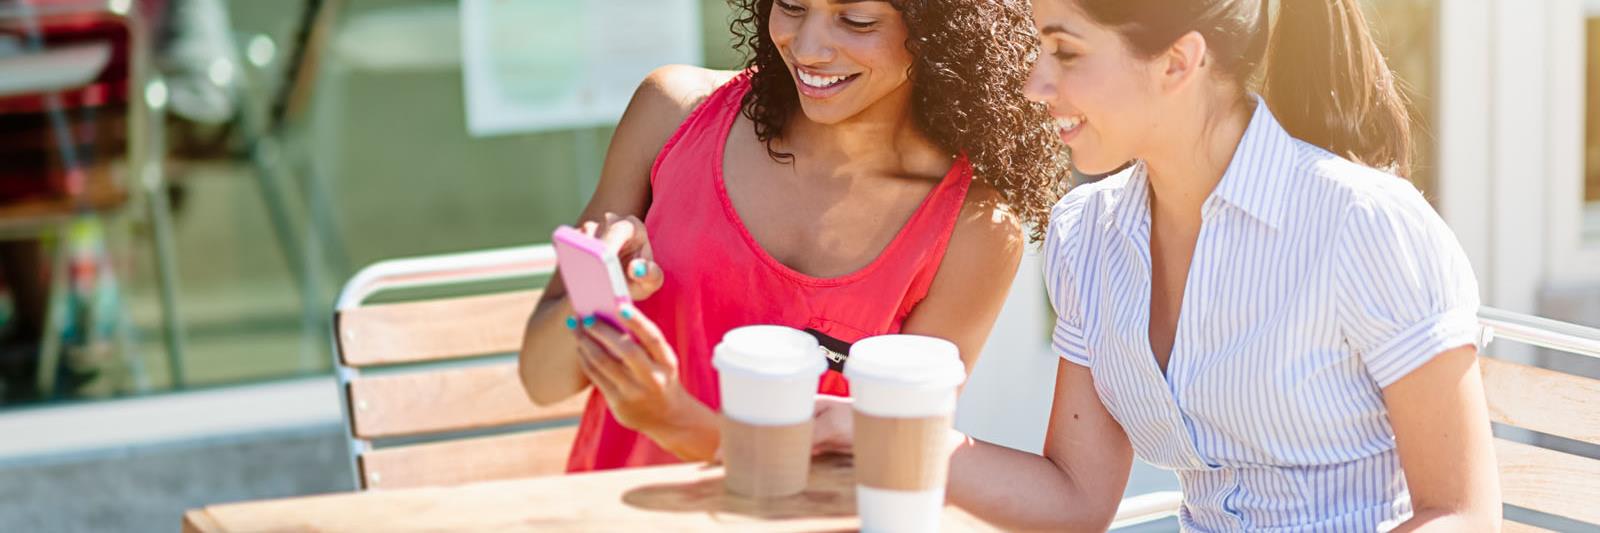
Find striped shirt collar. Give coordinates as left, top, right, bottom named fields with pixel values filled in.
left=1107, top=96, right=1297, bottom=239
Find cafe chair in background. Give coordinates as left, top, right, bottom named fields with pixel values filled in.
left=331, top=244, right=587, bottom=491
left=0, top=0, right=186, bottom=397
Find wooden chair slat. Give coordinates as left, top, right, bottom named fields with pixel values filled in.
left=337, top=289, right=541, bottom=367
left=1480, top=356, right=1600, bottom=445
left=348, top=362, right=587, bottom=439
left=1494, top=438, right=1600, bottom=524
left=358, top=426, right=579, bottom=490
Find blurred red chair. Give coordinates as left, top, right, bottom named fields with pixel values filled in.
left=0, top=0, right=186, bottom=399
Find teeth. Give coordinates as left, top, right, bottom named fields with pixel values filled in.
left=1058, top=116, right=1084, bottom=131
left=797, top=70, right=849, bottom=88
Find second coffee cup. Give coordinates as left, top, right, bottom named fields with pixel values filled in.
left=845, top=334, right=967, bottom=533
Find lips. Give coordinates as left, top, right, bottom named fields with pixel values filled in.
left=1056, top=114, right=1085, bottom=143
left=794, top=67, right=860, bottom=100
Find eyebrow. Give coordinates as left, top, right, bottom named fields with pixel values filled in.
left=1039, top=24, right=1081, bottom=38
left=833, top=0, right=889, bottom=4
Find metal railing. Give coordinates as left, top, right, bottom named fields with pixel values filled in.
left=1479, top=306, right=1600, bottom=360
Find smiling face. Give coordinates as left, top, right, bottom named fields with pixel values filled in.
left=1022, top=0, right=1168, bottom=175
left=767, top=0, right=915, bottom=125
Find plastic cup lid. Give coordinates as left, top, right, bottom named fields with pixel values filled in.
left=844, top=335, right=966, bottom=389
left=712, top=325, right=826, bottom=378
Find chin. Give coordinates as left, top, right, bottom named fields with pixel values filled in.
left=1067, top=151, right=1128, bottom=177
left=796, top=102, right=854, bottom=125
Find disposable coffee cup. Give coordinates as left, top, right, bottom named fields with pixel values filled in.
left=712, top=325, right=827, bottom=498
left=845, top=335, right=967, bottom=533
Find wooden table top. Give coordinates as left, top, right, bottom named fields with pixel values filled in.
left=181, top=454, right=999, bottom=532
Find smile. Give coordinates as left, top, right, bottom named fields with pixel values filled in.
left=1056, top=114, right=1086, bottom=143
left=794, top=67, right=860, bottom=99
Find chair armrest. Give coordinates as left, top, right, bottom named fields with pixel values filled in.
left=1110, top=490, right=1183, bottom=530
left=336, top=245, right=556, bottom=310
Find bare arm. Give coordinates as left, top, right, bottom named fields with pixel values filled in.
left=811, top=186, right=1025, bottom=454
left=948, top=359, right=1134, bottom=530
left=1384, top=345, right=1502, bottom=531
left=899, top=185, right=1026, bottom=377
left=518, top=65, right=735, bottom=406
left=906, top=189, right=1132, bottom=529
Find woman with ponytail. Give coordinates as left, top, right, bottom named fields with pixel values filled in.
left=818, top=0, right=1501, bottom=530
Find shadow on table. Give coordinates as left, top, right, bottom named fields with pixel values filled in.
left=621, top=454, right=857, bottom=524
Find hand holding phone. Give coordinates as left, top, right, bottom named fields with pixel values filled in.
left=553, top=225, right=634, bottom=327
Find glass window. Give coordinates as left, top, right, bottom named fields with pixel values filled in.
left=0, top=0, right=739, bottom=409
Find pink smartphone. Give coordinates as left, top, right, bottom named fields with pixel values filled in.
left=552, top=226, right=633, bottom=327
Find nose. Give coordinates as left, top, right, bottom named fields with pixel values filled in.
left=1023, top=58, right=1055, bottom=105
left=789, top=15, right=836, bottom=65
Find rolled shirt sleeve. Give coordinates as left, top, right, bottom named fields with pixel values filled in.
left=1045, top=191, right=1093, bottom=367
left=1333, top=185, right=1483, bottom=388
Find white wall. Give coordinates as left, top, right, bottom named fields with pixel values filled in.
left=1435, top=0, right=1598, bottom=355
left=954, top=248, right=1056, bottom=454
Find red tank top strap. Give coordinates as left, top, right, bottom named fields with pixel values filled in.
left=649, top=71, right=751, bottom=189
left=888, top=154, right=974, bottom=317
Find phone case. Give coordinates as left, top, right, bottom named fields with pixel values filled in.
left=552, top=226, right=633, bottom=326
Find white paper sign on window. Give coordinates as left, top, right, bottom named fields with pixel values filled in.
left=460, top=0, right=703, bottom=137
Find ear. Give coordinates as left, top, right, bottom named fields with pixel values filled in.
left=1158, top=31, right=1209, bottom=93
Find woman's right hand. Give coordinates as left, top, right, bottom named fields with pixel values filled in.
left=579, top=212, right=665, bottom=302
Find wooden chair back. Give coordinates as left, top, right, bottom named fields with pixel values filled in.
left=1477, top=310, right=1600, bottom=531
left=333, top=245, right=587, bottom=490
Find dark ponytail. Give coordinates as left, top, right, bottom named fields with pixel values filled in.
left=1078, top=0, right=1413, bottom=177
left=1263, top=0, right=1412, bottom=177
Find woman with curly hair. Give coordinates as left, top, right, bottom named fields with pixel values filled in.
left=517, top=0, right=1066, bottom=472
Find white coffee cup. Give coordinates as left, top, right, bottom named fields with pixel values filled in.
left=712, top=325, right=827, bottom=497
left=845, top=334, right=966, bottom=533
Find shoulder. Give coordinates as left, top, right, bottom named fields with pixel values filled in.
left=1282, top=143, right=1471, bottom=290
left=1293, top=142, right=1445, bottom=236
left=1046, top=168, right=1131, bottom=260
left=944, top=181, right=1027, bottom=278
left=625, top=65, right=742, bottom=133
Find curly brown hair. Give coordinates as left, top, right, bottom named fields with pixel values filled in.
left=728, top=0, right=1069, bottom=241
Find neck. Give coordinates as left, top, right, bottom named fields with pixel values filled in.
left=782, top=83, right=938, bottom=176
left=1142, top=93, right=1253, bottom=224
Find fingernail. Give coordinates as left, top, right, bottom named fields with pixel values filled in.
left=632, top=261, right=648, bottom=278
left=565, top=316, right=578, bottom=330
left=582, top=316, right=597, bottom=327
left=620, top=308, right=634, bottom=320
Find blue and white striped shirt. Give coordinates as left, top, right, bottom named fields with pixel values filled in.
left=1044, top=98, right=1482, bottom=532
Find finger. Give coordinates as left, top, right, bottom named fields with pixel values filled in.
left=605, top=213, right=653, bottom=260
left=626, top=258, right=665, bottom=300
left=573, top=337, right=614, bottom=393
left=599, top=212, right=639, bottom=257
left=811, top=424, right=846, bottom=456
left=579, top=220, right=600, bottom=238
left=574, top=332, right=636, bottom=398
left=574, top=346, right=617, bottom=398
left=582, top=319, right=658, bottom=384
left=616, top=305, right=678, bottom=368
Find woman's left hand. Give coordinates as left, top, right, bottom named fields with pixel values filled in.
left=572, top=305, right=696, bottom=434
left=812, top=394, right=855, bottom=456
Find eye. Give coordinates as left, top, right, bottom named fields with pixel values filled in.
left=1052, top=50, right=1080, bottom=63
left=840, top=15, right=878, bottom=30
left=774, top=0, right=804, bottom=16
